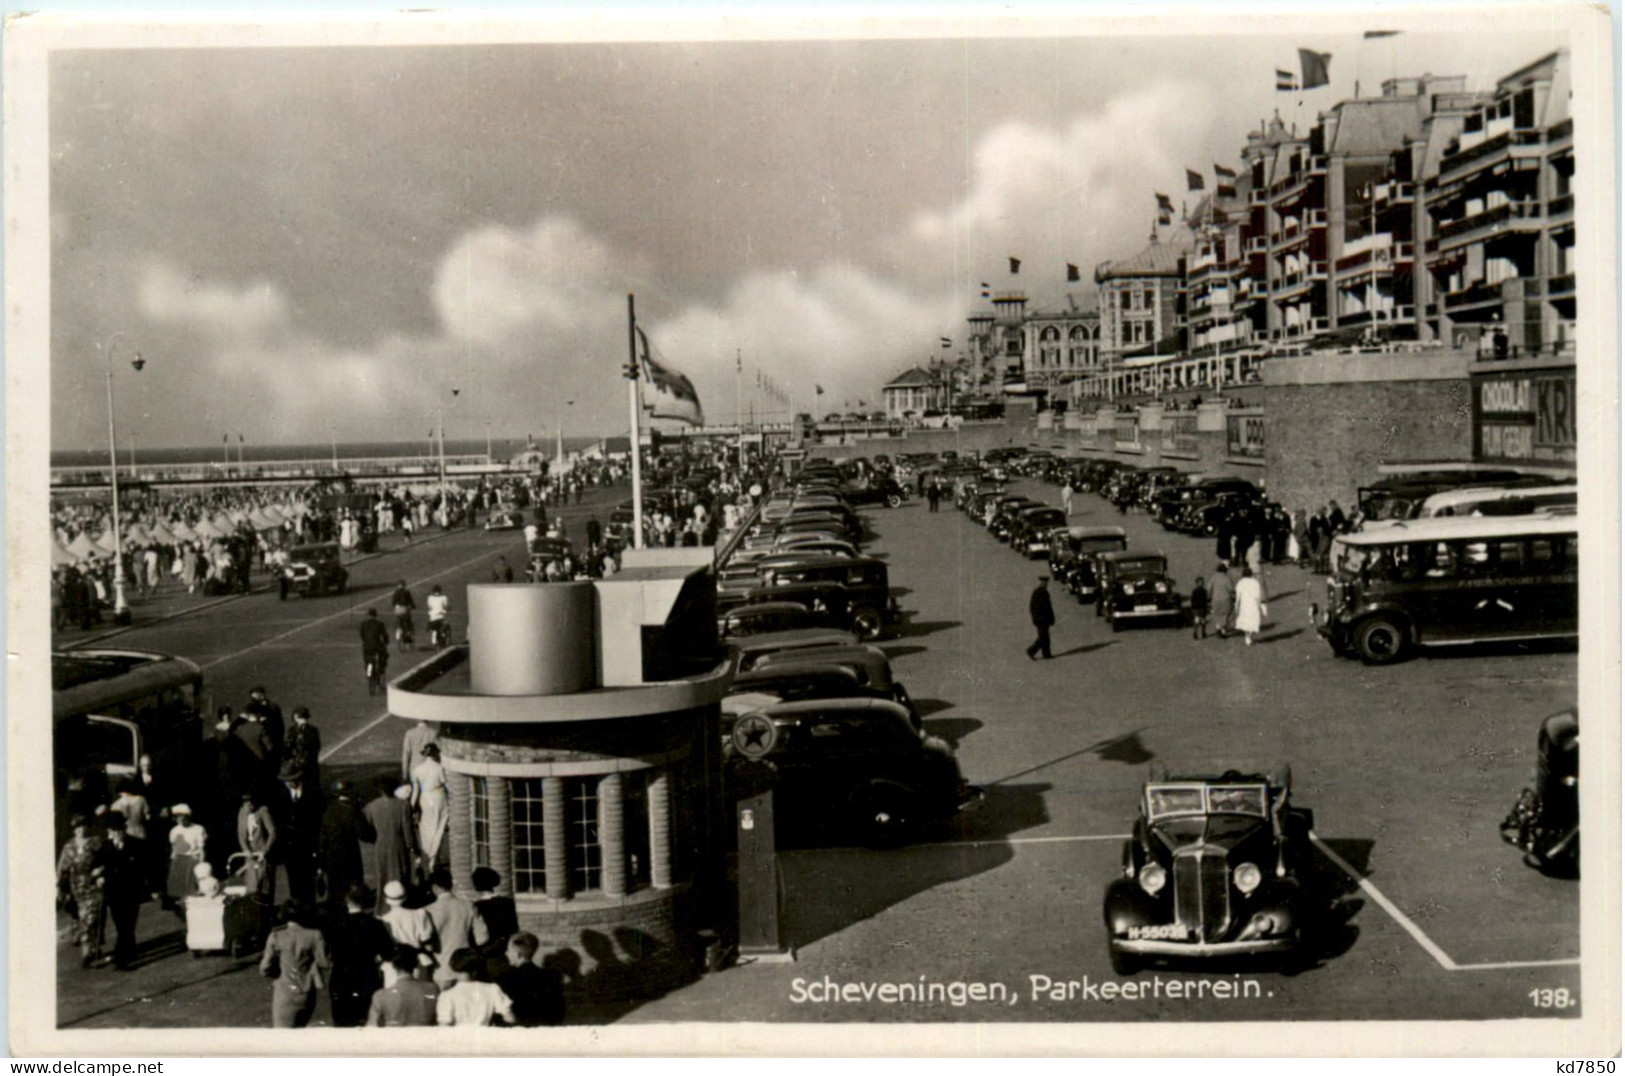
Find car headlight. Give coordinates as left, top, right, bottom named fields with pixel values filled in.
left=1154, top=581, right=1167, bottom=593
left=1138, top=862, right=1167, bottom=896
left=1123, top=582, right=1136, bottom=595
left=1233, top=862, right=1262, bottom=895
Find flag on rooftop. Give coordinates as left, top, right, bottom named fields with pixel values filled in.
left=634, top=327, right=704, bottom=426
left=1066, top=263, right=1081, bottom=283
left=1008, top=256, right=1022, bottom=274
left=940, top=337, right=952, bottom=348
left=1215, top=162, right=1237, bottom=180
left=1186, top=168, right=1205, bottom=191
left=1155, top=192, right=1174, bottom=212
left=1298, top=48, right=1332, bottom=89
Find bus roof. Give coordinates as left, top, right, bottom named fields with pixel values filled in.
left=1337, top=513, right=1578, bottom=547
left=53, top=649, right=204, bottom=719
left=1418, top=484, right=1577, bottom=516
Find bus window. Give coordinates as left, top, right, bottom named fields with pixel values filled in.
left=1461, top=541, right=1492, bottom=576
left=1496, top=539, right=1526, bottom=569
left=1530, top=538, right=1557, bottom=570
left=1566, top=535, right=1577, bottom=568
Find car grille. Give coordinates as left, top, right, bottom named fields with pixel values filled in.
left=1172, top=847, right=1231, bottom=942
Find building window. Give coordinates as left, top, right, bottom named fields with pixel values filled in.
left=511, top=777, right=547, bottom=895
left=470, top=776, right=492, bottom=870
left=568, top=777, right=603, bottom=894
left=624, top=771, right=652, bottom=890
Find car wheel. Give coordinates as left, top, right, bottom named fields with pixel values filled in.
left=853, top=783, right=920, bottom=848
left=886, top=494, right=902, bottom=508
left=1109, top=947, right=1140, bottom=976
left=1354, top=616, right=1408, bottom=665
left=852, top=607, right=884, bottom=640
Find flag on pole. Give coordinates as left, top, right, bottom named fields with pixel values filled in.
left=1158, top=209, right=1173, bottom=226
left=816, top=385, right=825, bottom=396
left=980, top=282, right=991, bottom=298
left=1298, top=48, right=1332, bottom=89
left=1276, top=69, right=1298, bottom=91
left=1008, top=256, right=1021, bottom=274
left=1066, top=263, right=1081, bottom=283
left=634, top=327, right=704, bottom=426
left=1215, top=163, right=1237, bottom=180
left=1363, top=29, right=1400, bottom=39
left=1186, top=168, right=1205, bottom=191
left=940, top=337, right=952, bottom=348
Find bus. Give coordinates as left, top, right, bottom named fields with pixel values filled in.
left=1414, top=483, right=1576, bottom=519
left=1316, top=514, right=1578, bottom=664
left=54, top=649, right=208, bottom=842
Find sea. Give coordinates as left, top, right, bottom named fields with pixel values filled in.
left=50, top=437, right=606, bottom=469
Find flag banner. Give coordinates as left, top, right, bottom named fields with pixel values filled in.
left=1008, top=256, right=1021, bottom=274
left=816, top=384, right=825, bottom=395
left=1066, top=263, right=1081, bottom=282
left=1298, top=48, right=1332, bottom=89
left=635, top=327, right=704, bottom=426
left=1276, top=68, right=1298, bottom=91
left=1155, top=192, right=1174, bottom=212
left=1215, top=162, right=1237, bottom=179
left=1363, top=29, right=1400, bottom=38
left=1186, top=168, right=1205, bottom=191
left=1216, top=182, right=1238, bottom=198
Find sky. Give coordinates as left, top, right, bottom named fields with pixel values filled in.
left=46, top=17, right=1573, bottom=449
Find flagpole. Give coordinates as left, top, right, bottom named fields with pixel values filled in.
left=735, top=349, right=744, bottom=469
left=626, top=293, right=645, bottom=550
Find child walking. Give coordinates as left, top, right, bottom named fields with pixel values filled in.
left=1189, top=576, right=1211, bottom=639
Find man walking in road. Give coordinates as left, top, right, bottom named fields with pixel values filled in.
left=1025, top=575, right=1056, bottom=660
left=360, top=609, right=390, bottom=695
left=1061, top=480, right=1074, bottom=517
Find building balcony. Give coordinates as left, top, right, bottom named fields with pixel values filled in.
left=1436, top=200, right=1543, bottom=251
left=1271, top=229, right=1310, bottom=252
left=1337, top=305, right=1416, bottom=327
left=1547, top=192, right=1574, bottom=221
left=1443, top=279, right=1506, bottom=311
left=1307, top=208, right=1327, bottom=228
left=1245, top=235, right=1268, bottom=254
left=1438, top=129, right=1545, bottom=181
left=1374, top=181, right=1416, bottom=206
left=1547, top=272, right=1575, bottom=299
left=1250, top=187, right=1268, bottom=206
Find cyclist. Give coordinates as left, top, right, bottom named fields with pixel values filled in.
left=426, top=584, right=451, bottom=649
left=390, top=580, right=417, bottom=652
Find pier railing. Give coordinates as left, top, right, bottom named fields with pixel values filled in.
left=51, top=453, right=500, bottom=489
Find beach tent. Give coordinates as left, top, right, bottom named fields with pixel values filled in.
left=67, top=532, right=99, bottom=559
left=95, top=530, right=120, bottom=554
left=169, top=521, right=196, bottom=542
left=149, top=522, right=179, bottom=545
left=248, top=508, right=281, bottom=532
left=212, top=513, right=235, bottom=533
left=192, top=519, right=223, bottom=540
left=53, top=543, right=79, bottom=567
left=124, top=523, right=152, bottom=546
left=228, top=508, right=249, bottom=525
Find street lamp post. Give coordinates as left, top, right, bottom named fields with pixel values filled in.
left=102, top=332, right=144, bottom=625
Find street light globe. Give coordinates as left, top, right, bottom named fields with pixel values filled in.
left=131, top=354, right=146, bottom=372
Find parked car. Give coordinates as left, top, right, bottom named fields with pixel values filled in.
left=1011, top=507, right=1069, bottom=558
left=732, top=627, right=863, bottom=672
left=1104, top=766, right=1313, bottom=974
left=988, top=497, right=1042, bottom=539
left=1096, top=551, right=1182, bottom=628
left=282, top=542, right=349, bottom=598
left=1500, top=709, right=1579, bottom=877
left=1050, top=526, right=1128, bottom=603
left=728, top=661, right=917, bottom=729
left=718, top=601, right=819, bottom=643
left=759, top=556, right=896, bottom=640
left=749, top=643, right=915, bottom=720
left=723, top=698, right=978, bottom=846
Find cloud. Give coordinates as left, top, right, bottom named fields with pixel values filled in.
left=137, top=262, right=291, bottom=347
left=905, top=81, right=1223, bottom=284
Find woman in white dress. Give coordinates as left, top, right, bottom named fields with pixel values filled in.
left=1234, top=566, right=1268, bottom=646
left=165, top=804, right=207, bottom=908
left=411, top=743, right=450, bottom=873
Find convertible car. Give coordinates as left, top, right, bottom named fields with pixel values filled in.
left=1104, top=767, right=1313, bottom=974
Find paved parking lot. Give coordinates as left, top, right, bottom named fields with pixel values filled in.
left=53, top=480, right=1580, bottom=1027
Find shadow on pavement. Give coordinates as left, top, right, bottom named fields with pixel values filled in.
left=880, top=644, right=929, bottom=661
left=1052, top=641, right=1117, bottom=658
left=891, top=619, right=963, bottom=639
left=911, top=697, right=957, bottom=719
left=923, top=716, right=983, bottom=746
left=1255, top=628, right=1305, bottom=645
left=1298, top=836, right=1374, bottom=969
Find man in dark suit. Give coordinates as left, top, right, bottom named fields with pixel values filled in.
left=359, top=609, right=391, bottom=695
left=326, top=885, right=394, bottom=1027
left=100, top=814, right=147, bottom=970
left=245, top=686, right=285, bottom=756
left=366, top=946, right=440, bottom=1026
left=497, top=931, right=565, bottom=1027
left=1026, top=576, right=1056, bottom=660
left=274, top=762, right=324, bottom=906
left=318, top=781, right=375, bottom=908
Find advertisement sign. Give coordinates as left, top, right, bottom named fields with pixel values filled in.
left=1163, top=412, right=1200, bottom=455
left=1114, top=416, right=1140, bottom=452
left=1226, top=412, right=1265, bottom=459
left=1473, top=367, right=1576, bottom=466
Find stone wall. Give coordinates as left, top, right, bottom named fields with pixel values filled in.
left=1262, top=349, right=1473, bottom=513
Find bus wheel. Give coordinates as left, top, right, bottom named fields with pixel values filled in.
left=1355, top=617, right=1408, bottom=665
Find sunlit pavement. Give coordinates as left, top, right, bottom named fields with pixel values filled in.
left=55, top=481, right=1580, bottom=1027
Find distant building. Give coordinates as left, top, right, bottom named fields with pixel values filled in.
left=881, top=366, right=941, bottom=419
